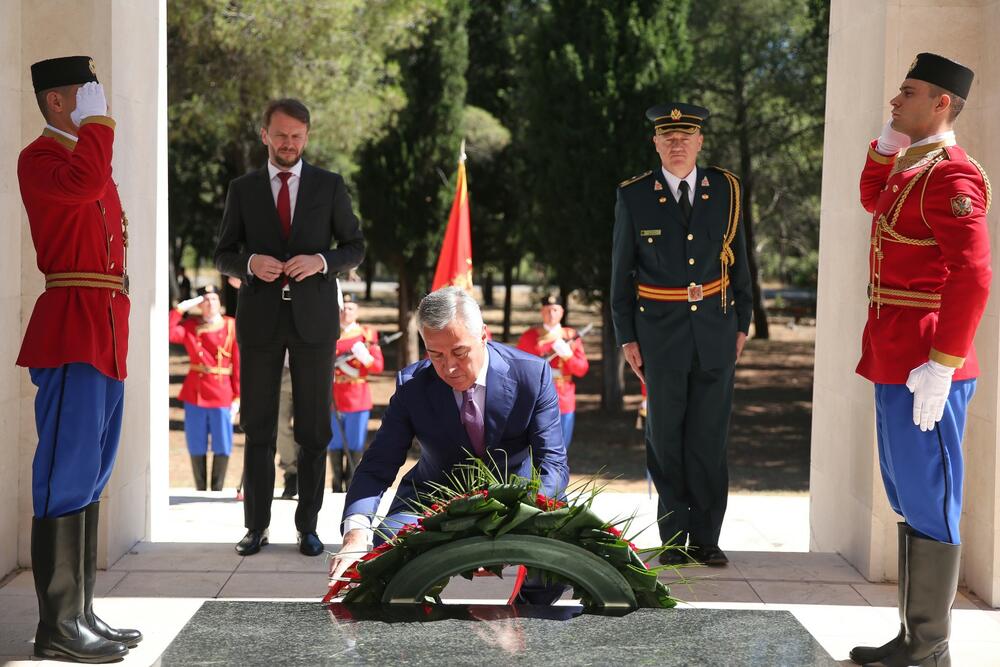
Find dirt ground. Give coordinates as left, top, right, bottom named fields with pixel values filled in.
left=169, top=289, right=814, bottom=496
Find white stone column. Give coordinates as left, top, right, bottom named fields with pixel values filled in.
left=813, top=0, right=1000, bottom=606
left=2, top=0, right=167, bottom=574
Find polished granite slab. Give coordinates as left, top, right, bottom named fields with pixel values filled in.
left=157, top=601, right=837, bottom=666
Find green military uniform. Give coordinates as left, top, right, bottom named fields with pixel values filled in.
left=610, top=103, right=752, bottom=553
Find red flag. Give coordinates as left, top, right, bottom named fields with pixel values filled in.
left=432, top=143, right=473, bottom=292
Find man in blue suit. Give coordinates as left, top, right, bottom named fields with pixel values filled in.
left=330, top=287, right=569, bottom=592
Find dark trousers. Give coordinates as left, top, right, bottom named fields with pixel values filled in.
left=240, top=302, right=333, bottom=533
left=644, top=352, right=734, bottom=547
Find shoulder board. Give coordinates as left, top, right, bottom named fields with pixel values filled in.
left=363, top=326, right=377, bottom=343
left=709, top=165, right=740, bottom=180
left=619, top=170, right=653, bottom=188
left=563, top=327, right=577, bottom=338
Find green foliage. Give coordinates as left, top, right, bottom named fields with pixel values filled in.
left=688, top=0, right=828, bottom=289
left=515, top=0, right=693, bottom=296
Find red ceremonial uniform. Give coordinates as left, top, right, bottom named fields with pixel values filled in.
left=16, top=120, right=129, bottom=379
left=333, top=323, right=384, bottom=412
left=858, top=138, right=992, bottom=383
left=516, top=326, right=589, bottom=414
left=169, top=309, right=240, bottom=407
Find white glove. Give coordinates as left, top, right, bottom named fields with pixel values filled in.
left=176, top=295, right=205, bottom=312
left=905, top=360, right=955, bottom=432
left=70, top=82, right=108, bottom=127
left=350, top=341, right=375, bottom=367
left=876, top=118, right=911, bottom=156
left=551, top=337, right=572, bottom=359
left=230, top=398, right=240, bottom=419
left=337, top=360, right=360, bottom=378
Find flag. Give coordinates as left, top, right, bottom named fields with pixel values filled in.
left=432, top=141, right=473, bottom=292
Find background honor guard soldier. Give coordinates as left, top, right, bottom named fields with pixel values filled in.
left=849, top=54, right=991, bottom=667
left=610, top=103, right=752, bottom=568
left=330, top=293, right=384, bottom=492
left=516, top=294, right=589, bottom=448
left=169, top=285, right=241, bottom=492
left=17, top=57, right=140, bottom=662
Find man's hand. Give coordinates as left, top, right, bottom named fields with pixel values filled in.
left=906, top=360, right=955, bottom=432
left=350, top=341, right=375, bottom=367
left=249, top=254, right=284, bottom=283
left=622, top=342, right=645, bottom=384
left=70, top=82, right=108, bottom=127
left=176, top=295, right=204, bottom=312
left=284, top=255, right=325, bottom=281
left=230, top=398, right=240, bottom=420
left=329, top=529, right=369, bottom=581
left=736, top=332, right=748, bottom=362
left=876, top=118, right=911, bottom=156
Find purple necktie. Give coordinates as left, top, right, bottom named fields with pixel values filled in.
left=461, top=388, right=486, bottom=458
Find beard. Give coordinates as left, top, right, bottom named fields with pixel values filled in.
left=272, top=148, right=302, bottom=168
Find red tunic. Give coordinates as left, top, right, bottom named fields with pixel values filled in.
left=16, top=119, right=129, bottom=380
left=516, top=326, right=589, bottom=414
left=333, top=323, right=384, bottom=412
left=169, top=310, right=240, bottom=407
left=857, top=139, right=992, bottom=384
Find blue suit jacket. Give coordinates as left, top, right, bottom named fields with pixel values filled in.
left=342, top=341, right=569, bottom=524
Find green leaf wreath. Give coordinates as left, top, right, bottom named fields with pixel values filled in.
left=324, top=459, right=683, bottom=609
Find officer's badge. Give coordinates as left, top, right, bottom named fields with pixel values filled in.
left=88, top=58, right=97, bottom=75
left=658, top=196, right=667, bottom=204
left=951, top=194, right=973, bottom=217
left=701, top=176, right=709, bottom=187
left=701, top=194, right=710, bottom=200
left=670, top=108, right=682, bottom=120
left=653, top=180, right=663, bottom=191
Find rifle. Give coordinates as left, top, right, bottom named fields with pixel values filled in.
left=544, top=322, right=594, bottom=362
left=335, top=331, right=403, bottom=366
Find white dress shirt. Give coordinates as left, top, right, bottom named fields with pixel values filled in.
left=343, top=345, right=491, bottom=536
left=908, top=130, right=956, bottom=149
left=661, top=166, right=697, bottom=206
left=247, top=159, right=327, bottom=276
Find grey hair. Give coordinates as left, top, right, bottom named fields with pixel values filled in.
left=417, top=287, right=484, bottom=337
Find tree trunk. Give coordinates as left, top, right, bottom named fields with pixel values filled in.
left=397, top=266, right=420, bottom=367
left=364, top=261, right=374, bottom=301
left=734, top=63, right=770, bottom=340
left=482, top=270, right=495, bottom=307
left=559, top=284, right=571, bottom=327
left=502, top=261, right=514, bottom=342
left=601, top=297, right=624, bottom=412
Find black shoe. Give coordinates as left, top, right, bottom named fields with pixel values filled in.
left=281, top=473, right=297, bottom=499
left=235, top=529, right=269, bottom=556
left=657, top=549, right=689, bottom=566
left=298, top=531, right=324, bottom=557
left=84, top=503, right=142, bottom=647
left=692, top=544, right=729, bottom=566
left=32, top=511, right=130, bottom=663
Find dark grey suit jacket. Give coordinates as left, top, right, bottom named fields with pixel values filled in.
left=214, top=161, right=365, bottom=345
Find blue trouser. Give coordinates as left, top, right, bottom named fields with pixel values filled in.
left=329, top=410, right=370, bottom=452
left=875, top=379, right=974, bottom=545
left=30, top=363, right=124, bottom=518
left=183, top=403, right=234, bottom=456
left=560, top=412, right=575, bottom=450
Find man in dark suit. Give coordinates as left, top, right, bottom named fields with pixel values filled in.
left=329, top=286, right=569, bottom=583
left=610, top=103, right=752, bottom=567
left=215, top=98, right=364, bottom=556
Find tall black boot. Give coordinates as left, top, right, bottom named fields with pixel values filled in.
left=190, top=455, right=208, bottom=491
left=851, top=522, right=908, bottom=664
left=345, top=450, right=364, bottom=491
left=329, top=450, right=344, bottom=493
left=32, top=510, right=129, bottom=662
left=865, top=530, right=961, bottom=667
left=83, top=503, right=142, bottom=647
left=281, top=471, right=298, bottom=499
left=210, top=455, right=229, bottom=492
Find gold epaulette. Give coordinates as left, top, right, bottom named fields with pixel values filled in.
left=968, top=156, right=993, bottom=213
left=619, top=171, right=652, bottom=188
left=710, top=165, right=739, bottom=180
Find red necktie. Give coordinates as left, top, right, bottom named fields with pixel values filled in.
left=276, top=171, right=292, bottom=239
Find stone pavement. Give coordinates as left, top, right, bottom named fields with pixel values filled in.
left=1, top=491, right=998, bottom=665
